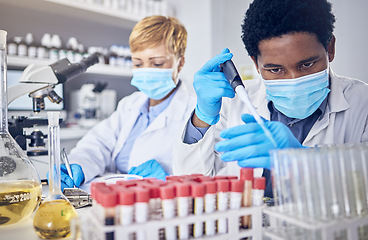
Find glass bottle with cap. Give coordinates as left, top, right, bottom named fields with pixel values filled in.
left=33, top=112, right=77, bottom=239
left=0, top=29, right=42, bottom=227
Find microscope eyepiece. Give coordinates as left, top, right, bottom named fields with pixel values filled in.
left=50, top=53, right=100, bottom=84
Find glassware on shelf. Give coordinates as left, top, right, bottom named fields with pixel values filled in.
left=33, top=112, right=78, bottom=239
left=0, top=29, right=42, bottom=227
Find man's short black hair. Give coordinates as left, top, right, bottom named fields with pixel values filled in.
left=241, top=0, right=336, bottom=58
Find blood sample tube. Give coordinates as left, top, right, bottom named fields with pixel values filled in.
left=160, top=185, right=176, bottom=240
left=118, top=190, right=135, bottom=226
left=204, top=181, right=217, bottom=236
left=175, top=183, right=191, bottom=240
left=230, top=180, right=244, bottom=209
left=133, top=187, right=150, bottom=240
left=91, top=182, right=106, bottom=209
left=216, top=179, right=230, bottom=234
left=141, top=183, right=161, bottom=220
left=253, top=177, right=266, bottom=207
left=191, top=183, right=205, bottom=238
left=240, top=168, right=253, bottom=228
left=98, top=187, right=118, bottom=240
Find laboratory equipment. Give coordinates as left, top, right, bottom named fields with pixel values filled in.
left=79, top=174, right=264, bottom=240
left=7, top=53, right=99, bottom=156
left=8, top=53, right=99, bottom=113
left=220, top=59, right=277, bottom=147
left=63, top=188, right=92, bottom=209
left=265, top=144, right=368, bottom=240
left=0, top=30, right=42, bottom=227
left=33, top=112, right=77, bottom=239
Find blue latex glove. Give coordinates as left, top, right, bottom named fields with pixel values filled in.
left=47, top=164, right=85, bottom=191
left=128, top=159, right=168, bottom=181
left=194, top=48, right=235, bottom=125
left=215, top=114, right=304, bottom=169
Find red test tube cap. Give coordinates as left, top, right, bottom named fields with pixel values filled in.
left=132, top=187, right=150, bottom=203
left=191, top=183, right=205, bottom=198
left=216, top=179, right=230, bottom=192
left=240, top=168, right=254, bottom=181
left=119, top=190, right=135, bottom=206
left=91, top=182, right=106, bottom=199
left=204, top=181, right=217, bottom=194
left=230, top=180, right=244, bottom=193
left=98, top=188, right=118, bottom=207
left=159, top=185, right=175, bottom=200
left=254, top=177, right=266, bottom=190
left=175, top=183, right=191, bottom=197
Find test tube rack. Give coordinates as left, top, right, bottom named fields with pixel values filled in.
left=263, top=206, right=368, bottom=240
left=79, top=206, right=264, bottom=240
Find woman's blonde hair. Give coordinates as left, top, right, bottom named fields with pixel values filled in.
left=129, top=15, right=187, bottom=57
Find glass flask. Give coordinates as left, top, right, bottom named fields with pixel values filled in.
left=0, top=30, right=42, bottom=227
left=33, top=112, right=78, bottom=239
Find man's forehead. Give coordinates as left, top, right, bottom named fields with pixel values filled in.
left=257, top=32, right=325, bottom=64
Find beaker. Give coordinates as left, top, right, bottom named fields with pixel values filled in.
left=0, top=30, right=42, bottom=227
left=33, top=112, right=77, bottom=239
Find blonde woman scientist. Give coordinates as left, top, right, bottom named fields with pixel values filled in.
left=58, top=16, right=196, bottom=189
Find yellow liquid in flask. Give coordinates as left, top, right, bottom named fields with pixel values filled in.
left=33, top=199, right=78, bottom=239
left=0, top=180, right=42, bottom=226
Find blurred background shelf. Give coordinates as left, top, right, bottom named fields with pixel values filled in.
left=7, top=56, right=132, bottom=77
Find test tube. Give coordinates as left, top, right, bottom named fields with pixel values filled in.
left=301, top=148, right=322, bottom=222
left=337, top=145, right=357, bottom=218
left=252, top=177, right=265, bottom=207
left=270, top=150, right=283, bottom=211
left=133, top=187, right=150, bottom=240
left=279, top=149, right=295, bottom=215
left=91, top=182, right=106, bottom=215
left=348, top=145, right=368, bottom=216
left=159, top=185, right=176, bottom=240
left=97, top=187, right=118, bottom=240
left=230, top=180, right=244, bottom=209
left=358, top=143, right=368, bottom=207
left=322, top=146, right=345, bottom=219
left=141, top=183, right=162, bottom=220
left=191, top=183, right=205, bottom=238
left=216, top=179, right=230, bottom=234
left=289, top=150, right=307, bottom=220
left=240, top=168, right=253, bottom=228
left=313, top=147, right=333, bottom=221
left=175, top=183, right=191, bottom=240
left=118, top=190, right=135, bottom=226
left=204, top=181, right=217, bottom=236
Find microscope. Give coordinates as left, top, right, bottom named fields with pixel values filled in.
left=8, top=53, right=99, bottom=156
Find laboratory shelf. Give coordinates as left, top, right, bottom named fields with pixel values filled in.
left=0, top=0, right=140, bottom=28
left=7, top=56, right=132, bottom=77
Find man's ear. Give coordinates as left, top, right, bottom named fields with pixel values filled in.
left=327, top=35, right=336, bottom=62
left=251, top=56, right=260, bottom=74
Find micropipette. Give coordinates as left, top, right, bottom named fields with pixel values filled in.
left=220, top=60, right=277, bottom=147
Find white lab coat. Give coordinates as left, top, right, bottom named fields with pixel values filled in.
left=69, top=82, right=196, bottom=182
left=172, top=70, right=368, bottom=177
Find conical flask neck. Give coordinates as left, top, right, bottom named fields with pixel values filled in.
left=0, top=46, right=8, bottom=133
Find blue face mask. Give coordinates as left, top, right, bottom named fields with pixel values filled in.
left=262, top=68, right=330, bottom=119
left=131, top=68, right=177, bottom=100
